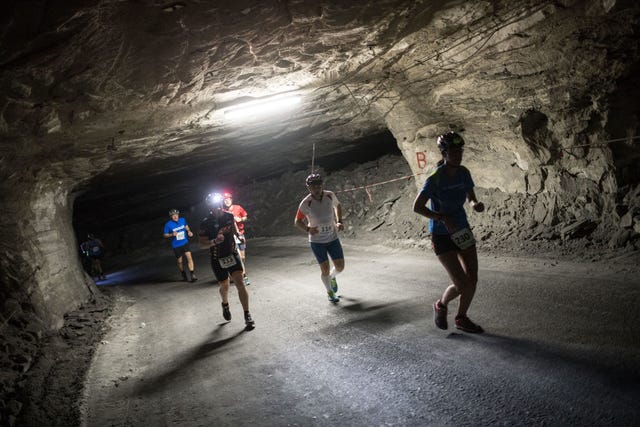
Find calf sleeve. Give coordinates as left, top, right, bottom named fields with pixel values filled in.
left=321, top=274, right=332, bottom=293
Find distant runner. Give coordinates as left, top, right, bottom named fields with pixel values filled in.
left=223, top=191, right=250, bottom=285
left=80, top=233, right=106, bottom=281
left=294, top=173, right=345, bottom=303
left=163, top=209, right=197, bottom=282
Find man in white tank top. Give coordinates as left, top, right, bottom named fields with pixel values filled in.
left=294, top=173, right=345, bottom=303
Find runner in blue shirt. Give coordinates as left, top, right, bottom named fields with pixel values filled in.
left=413, top=131, right=486, bottom=333
left=163, top=209, right=197, bottom=282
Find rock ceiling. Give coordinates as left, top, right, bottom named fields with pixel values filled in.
left=2, top=0, right=421, bottom=211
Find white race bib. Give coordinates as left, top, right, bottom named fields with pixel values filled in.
left=218, top=255, right=237, bottom=269
left=317, top=223, right=334, bottom=237
left=450, top=227, right=476, bottom=250
left=175, top=231, right=185, bottom=240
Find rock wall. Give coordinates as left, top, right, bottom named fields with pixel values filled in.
left=0, top=178, right=99, bottom=425
left=0, top=179, right=96, bottom=329
left=373, top=0, right=640, bottom=252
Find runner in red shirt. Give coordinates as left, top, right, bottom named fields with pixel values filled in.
left=223, top=192, right=250, bottom=285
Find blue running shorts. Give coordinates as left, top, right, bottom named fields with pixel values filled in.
left=310, top=239, right=344, bottom=264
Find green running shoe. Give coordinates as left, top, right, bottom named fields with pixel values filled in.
left=327, top=291, right=340, bottom=303
left=330, top=277, right=338, bottom=293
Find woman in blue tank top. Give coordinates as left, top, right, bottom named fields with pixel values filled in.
left=413, top=131, right=486, bottom=333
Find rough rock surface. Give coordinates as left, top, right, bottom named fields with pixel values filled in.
left=1, top=0, right=640, bottom=424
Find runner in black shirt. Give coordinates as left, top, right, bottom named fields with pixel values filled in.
left=199, top=192, right=255, bottom=330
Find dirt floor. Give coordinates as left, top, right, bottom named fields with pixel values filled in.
left=12, top=232, right=640, bottom=426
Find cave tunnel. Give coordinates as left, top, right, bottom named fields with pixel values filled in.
left=71, top=130, right=402, bottom=235
left=1, top=1, right=640, bottom=425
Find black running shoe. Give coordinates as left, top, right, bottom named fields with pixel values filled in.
left=189, top=272, right=198, bottom=282
left=244, top=311, right=255, bottom=330
left=455, top=315, right=484, bottom=333
left=221, top=303, right=231, bottom=321
left=327, top=291, right=340, bottom=303
left=433, top=300, right=448, bottom=330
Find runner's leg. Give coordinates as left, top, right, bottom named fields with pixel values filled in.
left=328, top=240, right=345, bottom=277
left=455, top=245, right=479, bottom=316
left=437, top=251, right=467, bottom=307
left=330, top=259, right=344, bottom=277
left=311, top=242, right=332, bottom=293
left=184, top=251, right=195, bottom=272
left=231, top=270, right=249, bottom=311
left=219, top=278, right=230, bottom=304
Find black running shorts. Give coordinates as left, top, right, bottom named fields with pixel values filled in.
left=210, top=253, right=244, bottom=282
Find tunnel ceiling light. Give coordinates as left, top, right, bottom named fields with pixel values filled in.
left=223, top=94, right=301, bottom=121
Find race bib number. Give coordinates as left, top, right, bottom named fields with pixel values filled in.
left=317, top=224, right=334, bottom=237
left=450, top=227, right=476, bottom=250
left=218, top=255, right=237, bottom=269
left=175, top=231, right=185, bottom=240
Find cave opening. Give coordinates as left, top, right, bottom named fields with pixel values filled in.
left=71, top=130, right=402, bottom=271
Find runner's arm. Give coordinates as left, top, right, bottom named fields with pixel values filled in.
left=294, top=217, right=309, bottom=233
left=163, top=224, right=175, bottom=238
left=334, top=204, right=344, bottom=231
left=237, top=207, right=248, bottom=222
left=233, top=221, right=242, bottom=239
left=466, top=189, right=484, bottom=212
left=294, top=209, right=310, bottom=233
left=413, top=193, right=445, bottom=222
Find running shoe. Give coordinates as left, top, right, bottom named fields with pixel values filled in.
left=243, top=274, right=251, bottom=286
left=433, top=300, right=448, bottom=330
left=244, top=312, right=255, bottom=329
left=327, top=291, right=340, bottom=303
left=454, top=315, right=484, bottom=333
left=330, top=277, right=338, bottom=293
left=221, top=302, right=231, bottom=321
left=189, top=272, right=198, bottom=282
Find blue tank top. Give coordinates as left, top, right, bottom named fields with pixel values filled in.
left=419, top=165, right=474, bottom=235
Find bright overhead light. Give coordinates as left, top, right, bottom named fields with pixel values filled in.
left=223, top=94, right=301, bottom=121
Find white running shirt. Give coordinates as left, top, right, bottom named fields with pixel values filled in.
left=296, top=190, right=340, bottom=244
